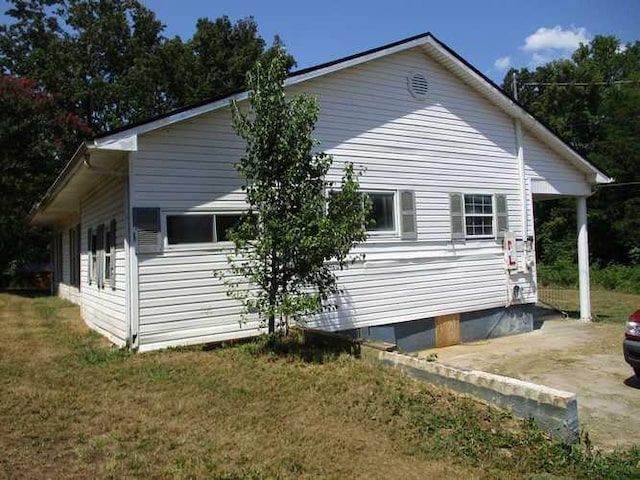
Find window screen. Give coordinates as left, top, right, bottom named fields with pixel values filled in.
left=167, top=215, right=213, bottom=244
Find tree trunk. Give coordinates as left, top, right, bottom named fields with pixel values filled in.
left=268, top=312, right=275, bottom=335
left=268, top=247, right=277, bottom=335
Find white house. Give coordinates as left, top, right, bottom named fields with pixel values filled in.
left=29, top=32, right=611, bottom=352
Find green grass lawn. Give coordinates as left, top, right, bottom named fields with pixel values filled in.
left=538, top=287, right=640, bottom=323
left=1, top=293, right=639, bottom=479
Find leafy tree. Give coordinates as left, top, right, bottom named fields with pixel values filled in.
left=502, top=35, right=640, bottom=266
left=1, top=0, right=167, bottom=132
left=144, top=17, right=294, bottom=110
left=0, top=75, right=90, bottom=277
left=224, top=49, right=369, bottom=334
left=1, top=2, right=294, bottom=133
left=0, top=1, right=296, bottom=276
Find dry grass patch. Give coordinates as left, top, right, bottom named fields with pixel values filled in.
left=1, top=293, right=639, bottom=479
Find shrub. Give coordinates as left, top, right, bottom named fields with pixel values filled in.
left=538, top=261, right=640, bottom=294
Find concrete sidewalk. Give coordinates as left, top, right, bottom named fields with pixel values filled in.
left=419, top=317, right=640, bottom=450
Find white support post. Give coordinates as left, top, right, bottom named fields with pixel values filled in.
left=576, top=196, right=591, bottom=321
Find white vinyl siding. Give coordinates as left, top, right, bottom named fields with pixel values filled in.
left=79, top=176, right=127, bottom=346
left=55, top=221, right=81, bottom=305
left=127, top=46, right=585, bottom=349
left=523, top=130, right=590, bottom=196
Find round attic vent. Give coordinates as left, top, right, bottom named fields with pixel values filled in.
left=408, top=72, right=429, bottom=100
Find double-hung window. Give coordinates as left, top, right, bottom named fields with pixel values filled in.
left=104, top=222, right=114, bottom=283
left=87, top=220, right=116, bottom=289
left=450, top=193, right=508, bottom=240
left=464, top=194, right=494, bottom=237
left=90, top=230, right=97, bottom=283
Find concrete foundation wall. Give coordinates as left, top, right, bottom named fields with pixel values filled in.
left=361, top=346, right=579, bottom=442
left=460, top=305, right=533, bottom=343
left=344, top=305, right=535, bottom=352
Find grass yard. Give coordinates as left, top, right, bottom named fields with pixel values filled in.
left=1, top=293, right=639, bottom=479
left=538, top=286, right=640, bottom=324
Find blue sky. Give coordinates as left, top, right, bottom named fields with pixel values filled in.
left=2, top=0, right=639, bottom=82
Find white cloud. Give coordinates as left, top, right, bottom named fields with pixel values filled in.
left=494, top=56, right=511, bottom=71
left=523, top=26, right=590, bottom=52
left=530, top=52, right=553, bottom=66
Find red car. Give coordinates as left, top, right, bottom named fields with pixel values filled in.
left=624, top=311, right=640, bottom=378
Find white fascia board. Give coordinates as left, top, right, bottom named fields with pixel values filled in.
left=520, top=116, right=613, bottom=184
left=422, top=37, right=613, bottom=185
left=284, top=37, right=432, bottom=86
left=92, top=134, right=138, bottom=151
left=94, top=91, right=250, bottom=147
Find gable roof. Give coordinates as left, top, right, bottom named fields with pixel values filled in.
left=30, top=32, right=612, bottom=223
left=89, top=32, right=610, bottom=183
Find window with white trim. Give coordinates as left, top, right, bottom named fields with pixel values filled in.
left=464, top=194, right=494, bottom=237
left=104, top=224, right=113, bottom=282
left=68, top=226, right=80, bottom=287
left=166, top=213, right=243, bottom=245
left=364, top=191, right=396, bottom=232
left=90, top=230, right=97, bottom=283
left=450, top=193, right=509, bottom=240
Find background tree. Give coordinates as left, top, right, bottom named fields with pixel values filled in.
left=1, top=1, right=295, bottom=133
left=225, top=49, right=369, bottom=334
left=1, top=0, right=295, bottom=277
left=501, top=35, right=640, bottom=266
left=0, top=75, right=90, bottom=277
left=1, top=0, right=167, bottom=132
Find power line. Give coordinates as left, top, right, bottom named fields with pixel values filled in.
left=522, top=80, right=639, bottom=87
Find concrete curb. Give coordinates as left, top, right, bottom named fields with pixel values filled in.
left=361, top=345, right=579, bottom=443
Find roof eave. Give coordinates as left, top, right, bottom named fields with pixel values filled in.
left=91, top=34, right=437, bottom=146
left=421, top=34, right=613, bottom=185
left=27, top=142, right=89, bottom=225
left=32, top=30, right=613, bottom=224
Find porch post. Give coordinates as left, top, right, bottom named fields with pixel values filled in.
left=576, top=196, right=591, bottom=321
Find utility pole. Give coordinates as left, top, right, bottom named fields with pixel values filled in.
left=511, top=72, right=518, bottom=101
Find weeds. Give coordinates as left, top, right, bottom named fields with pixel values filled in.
left=539, top=261, right=640, bottom=294
left=238, top=330, right=356, bottom=363
left=74, top=346, right=130, bottom=365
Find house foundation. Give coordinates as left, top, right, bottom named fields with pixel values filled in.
left=342, top=305, right=536, bottom=353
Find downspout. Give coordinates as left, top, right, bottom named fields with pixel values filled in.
left=512, top=74, right=529, bottom=273
left=514, top=120, right=529, bottom=265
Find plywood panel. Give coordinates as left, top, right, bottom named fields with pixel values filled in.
left=435, top=313, right=460, bottom=347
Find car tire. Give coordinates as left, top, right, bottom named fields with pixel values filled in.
left=635, top=367, right=640, bottom=379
